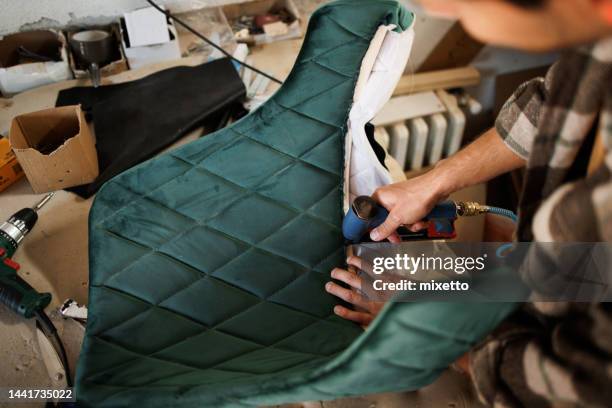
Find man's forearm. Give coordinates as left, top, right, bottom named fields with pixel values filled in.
left=430, top=127, right=526, bottom=198
left=370, top=127, right=527, bottom=241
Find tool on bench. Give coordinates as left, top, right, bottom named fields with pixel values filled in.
left=69, top=30, right=113, bottom=88
left=0, top=193, right=54, bottom=317
left=343, top=195, right=518, bottom=243
left=0, top=193, right=73, bottom=387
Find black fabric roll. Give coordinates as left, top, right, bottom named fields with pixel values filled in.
left=56, top=58, right=246, bottom=198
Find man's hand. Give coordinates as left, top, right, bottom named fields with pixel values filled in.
left=370, top=171, right=447, bottom=242
left=328, top=257, right=475, bottom=373
left=325, top=256, right=384, bottom=328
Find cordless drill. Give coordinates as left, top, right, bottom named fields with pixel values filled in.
left=0, top=193, right=54, bottom=318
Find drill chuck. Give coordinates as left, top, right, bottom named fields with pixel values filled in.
left=0, top=193, right=52, bottom=258
left=0, top=209, right=37, bottom=257
left=0, top=226, right=19, bottom=256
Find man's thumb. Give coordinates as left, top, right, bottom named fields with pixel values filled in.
left=370, top=211, right=402, bottom=242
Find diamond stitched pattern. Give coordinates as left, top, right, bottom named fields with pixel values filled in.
left=77, top=2, right=399, bottom=405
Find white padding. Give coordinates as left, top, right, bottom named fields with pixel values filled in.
left=347, top=23, right=415, bottom=204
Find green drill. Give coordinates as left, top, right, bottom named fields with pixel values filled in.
left=0, top=193, right=54, bottom=318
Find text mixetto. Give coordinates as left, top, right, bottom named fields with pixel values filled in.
left=373, top=279, right=470, bottom=292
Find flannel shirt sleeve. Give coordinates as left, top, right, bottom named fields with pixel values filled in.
left=548, top=163, right=612, bottom=241
left=531, top=113, right=612, bottom=242
left=470, top=303, right=612, bottom=408
left=495, top=67, right=554, bottom=160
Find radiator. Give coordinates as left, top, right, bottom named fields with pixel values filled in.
left=374, top=90, right=467, bottom=171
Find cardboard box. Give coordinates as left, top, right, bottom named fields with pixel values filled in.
left=0, top=30, right=72, bottom=97
left=223, top=0, right=302, bottom=45
left=65, top=24, right=128, bottom=79
left=0, top=136, right=24, bottom=192
left=9, top=105, right=99, bottom=193
left=120, top=11, right=182, bottom=70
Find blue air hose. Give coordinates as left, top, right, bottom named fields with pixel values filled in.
left=485, top=206, right=518, bottom=223
left=455, top=202, right=518, bottom=258
left=456, top=201, right=518, bottom=223
left=485, top=206, right=517, bottom=258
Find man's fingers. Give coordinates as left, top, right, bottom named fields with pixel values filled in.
left=409, top=221, right=428, bottom=232
left=371, top=188, right=386, bottom=204
left=333, top=305, right=373, bottom=327
left=346, top=256, right=363, bottom=270
left=370, top=211, right=403, bottom=242
left=325, top=282, right=366, bottom=308
left=388, top=231, right=401, bottom=243
left=331, top=268, right=361, bottom=290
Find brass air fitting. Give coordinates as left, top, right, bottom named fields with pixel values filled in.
left=455, top=201, right=489, bottom=217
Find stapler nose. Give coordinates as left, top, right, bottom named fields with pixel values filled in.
left=343, top=196, right=389, bottom=243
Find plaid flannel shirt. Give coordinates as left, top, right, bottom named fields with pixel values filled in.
left=470, top=37, right=612, bottom=407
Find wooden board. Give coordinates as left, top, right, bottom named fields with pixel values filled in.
left=393, top=66, right=480, bottom=96
left=372, top=91, right=446, bottom=127
left=418, top=22, right=484, bottom=72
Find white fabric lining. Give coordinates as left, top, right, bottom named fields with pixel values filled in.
left=343, top=22, right=415, bottom=212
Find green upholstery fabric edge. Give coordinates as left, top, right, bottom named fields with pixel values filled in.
left=76, top=2, right=516, bottom=406
left=240, top=301, right=518, bottom=406
left=77, top=2, right=417, bottom=407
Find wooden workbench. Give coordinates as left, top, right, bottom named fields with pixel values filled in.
left=0, top=39, right=300, bottom=396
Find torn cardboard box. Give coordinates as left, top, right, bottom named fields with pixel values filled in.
left=0, top=136, right=24, bottom=192
left=9, top=105, right=99, bottom=193
left=0, top=30, right=72, bottom=97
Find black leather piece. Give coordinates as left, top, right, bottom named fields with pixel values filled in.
left=364, top=122, right=388, bottom=170
left=55, top=58, right=246, bottom=198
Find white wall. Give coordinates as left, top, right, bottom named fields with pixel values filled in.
left=404, top=14, right=454, bottom=72
left=0, top=0, right=243, bottom=35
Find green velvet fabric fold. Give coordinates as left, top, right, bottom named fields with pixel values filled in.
left=77, top=2, right=513, bottom=406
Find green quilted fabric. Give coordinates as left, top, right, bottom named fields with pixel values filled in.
left=77, top=1, right=515, bottom=406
